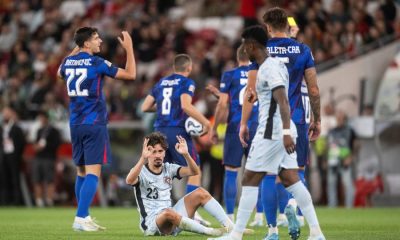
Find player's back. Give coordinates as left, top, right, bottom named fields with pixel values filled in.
left=256, top=57, right=296, bottom=140
left=151, top=73, right=196, bottom=128
left=266, top=38, right=314, bottom=125
left=220, top=66, right=258, bottom=133
left=59, top=52, right=118, bottom=125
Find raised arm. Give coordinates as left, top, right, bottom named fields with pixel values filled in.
left=126, top=138, right=152, bottom=185
left=272, top=87, right=296, bottom=154
left=174, top=136, right=200, bottom=177
left=115, top=31, right=136, bottom=81
left=141, top=95, right=157, bottom=112
left=209, top=93, right=229, bottom=144
left=181, top=94, right=210, bottom=135
left=304, top=67, right=321, bottom=141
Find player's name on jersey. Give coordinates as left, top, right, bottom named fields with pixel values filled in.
left=160, top=79, right=181, bottom=86
left=65, top=59, right=92, bottom=66
left=267, top=46, right=301, bottom=54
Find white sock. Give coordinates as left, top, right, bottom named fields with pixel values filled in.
left=268, top=226, right=278, bottom=235
left=254, top=212, right=263, bottom=221
left=287, top=198, right=297, bottom=209
left=203, top=197, right=233, bottom=228
left=231, top=186, right=258, bottom=239
left=228, top=214, right=235, bottom=222
left=286, top=181, right=322, bottom=236
left=179, top=216, right=212, bottom=234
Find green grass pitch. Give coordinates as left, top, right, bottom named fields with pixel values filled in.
left=0, top=207, right=399, bottom=239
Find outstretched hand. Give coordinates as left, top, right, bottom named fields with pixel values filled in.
left=141, top=138, right=153, bottom=162
left=118, top=31, right=133, bottom=51
left=175, top=135, right=189, bottom=155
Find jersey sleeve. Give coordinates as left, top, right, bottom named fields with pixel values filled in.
left=97, top=57, right=118, bottom=78
left=303, top=45, right=315, bottom=69
left=150, top=85, right=157, bottom=97
left=220, top=71, right=233, bottom=93
left=248, top=62, right=259, bottom=71
left=264, top=61, right=286, bottom=90
left=181, top=79, right=195, bottom=97
left=165, top=162, right=182, bottom=180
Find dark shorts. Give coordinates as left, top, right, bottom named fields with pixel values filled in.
left=70, top=124, right=112, bottom=166
left=155, top=127, right=200, bottom=166
left=295, top=123, right=310, bottom=167
left=223, top=131, right=256, bottom=168
left=32, top=159, right=55, bottom=183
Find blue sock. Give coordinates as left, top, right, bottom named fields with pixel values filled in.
left=277, top=182, right=289, bottom=214
left=76, top=174, right=98, bottom=218
left=297, top=169, right=307, bottom=216
left=186, top=184, right=199, bottom=194
left=256, top=183, right=263, bottom=213
left=261, top=175, right=278, bottom=227
left=75, top=176, right=85, bottom=202
left=223, top=170, right=238, bottom=215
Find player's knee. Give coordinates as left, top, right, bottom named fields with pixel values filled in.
left=193, top=187, right=211, bottom=202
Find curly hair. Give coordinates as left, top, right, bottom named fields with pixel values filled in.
left=145, top=131, right=168, bottom=150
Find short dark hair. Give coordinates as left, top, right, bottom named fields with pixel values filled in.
left=237, top=44, right=248, bottom=62
left=241, top=25, right=269, bottom=47
left=74, top=27, right=98, bottom=47
left=146, top=132, right=168, bottom=150
left=263, top=7, right=288, bottom=31
left=173, top=54, right=192, bottom=72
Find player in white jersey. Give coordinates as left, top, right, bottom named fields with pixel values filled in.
left=209, top=26, right=325, bottom=240
left=126, top=132, right=244, bottom=237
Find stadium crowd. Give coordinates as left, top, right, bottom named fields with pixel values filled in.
left=0, top=0, right=399, bottom=121
left=0, top=0, right=396, bottom=206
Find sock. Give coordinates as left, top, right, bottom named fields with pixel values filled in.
left=75, top=176, right=85, bottom=202
left=223, top=170, right=238, bottom=215
left=76, top=174, right=99, bottom=218
left=231, top=186, right=258, bottom=239
left=203, top=197, right=233, bottom=228
left=277, top=182, right=289, bottom=214
left=286, top=181, right=322, bottom=236
left=179, top=216, right=212, bottom=235
left=186, top=184, right=198, bottom=194
left=256, top=183, right=263, bottom=213
left=268, top=226, right=278, bottom=235
left=262, top=175, right=278, bottom=227
left=297, top=169, right=307, bottom=216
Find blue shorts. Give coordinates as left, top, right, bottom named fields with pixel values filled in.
left=155, top=127, right=200, bottom=166
left=295, top=124, right=309, bottom=167
left=223, top=131, right=256, bottom=168
left=70, top=124, right=112, bottom=166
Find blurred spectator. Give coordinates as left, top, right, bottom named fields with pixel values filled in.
left=1, top=106, right=26, bottom=205
left=31, top=110, right=61, bottom=207
left=326, top=110, right=357, bottom=208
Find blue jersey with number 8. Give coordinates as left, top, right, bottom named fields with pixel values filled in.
left=59, top=52, right=118, bottom=125
left=151, top=73, right=196, bottom=128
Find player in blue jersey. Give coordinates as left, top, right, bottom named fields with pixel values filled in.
left=209, top=25, right=324, bottom=240
left=141, top=54, right=211, bottom=219
left=58, top=27, right=136, bottom=231
left=240, top=8, right=322, bottom=240
left=209, top=46, right=264, bottom=226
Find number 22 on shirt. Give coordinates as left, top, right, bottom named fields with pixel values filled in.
left=65, top=68, right=88, bottom=97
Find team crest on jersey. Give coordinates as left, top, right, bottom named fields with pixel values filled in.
left=189, top=85, right=195, bottom=92
left=104, top=60, right=112, bottom=67
left=164, top=176, right=172, bottom=186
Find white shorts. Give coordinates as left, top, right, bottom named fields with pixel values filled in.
left=143, top=196, right=189, bottom=236
left=245, top=137, right=298, bottom=174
